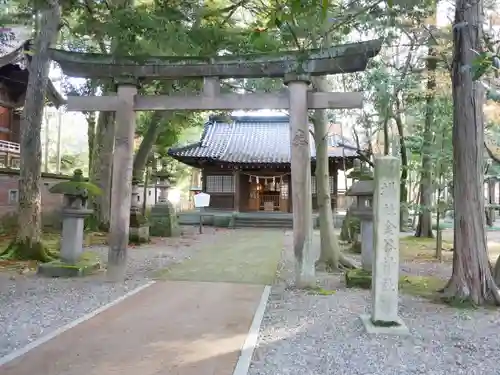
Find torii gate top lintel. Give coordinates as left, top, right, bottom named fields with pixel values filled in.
left=49, top=39, right=382, bottom=79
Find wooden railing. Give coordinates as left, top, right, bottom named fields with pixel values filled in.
left=0, top=140, right=20, bottom=153
left=260, top=194, right=280, bottom=211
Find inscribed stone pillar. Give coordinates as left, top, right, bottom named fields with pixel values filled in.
left=285, top=73, right=316, bottom=288
left=107, top=81, right=137, bottom=281
left=360, top=155, right=409, bottom=335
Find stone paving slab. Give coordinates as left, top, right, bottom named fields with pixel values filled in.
left=1, top=280, right=264, bottom=375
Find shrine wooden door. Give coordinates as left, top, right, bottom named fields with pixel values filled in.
left=248, top=182, right=260, bottom=211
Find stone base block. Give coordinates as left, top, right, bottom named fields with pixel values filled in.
left=345, top=269, right=372, bottom=289
left=359, top=314, right=410, bottom=336
left=150, top=203, right=180, bottom=237
left=38, top=260, right=100, bottom=277
left=129, top=225, right=150, bottom=244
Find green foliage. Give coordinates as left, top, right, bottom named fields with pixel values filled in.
left=47, top=153, right=89, bottom=175
left=472, top=51, right=500, bottom=81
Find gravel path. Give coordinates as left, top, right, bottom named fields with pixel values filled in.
left=248, top=231, right=500, bottom=375
left=0, top=226, right=225, bottom=358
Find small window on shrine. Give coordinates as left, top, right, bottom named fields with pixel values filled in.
left=311, top=176, right=334, bottom=194
left=221, top=175, right=235, bottom=193
left=206, top=175, right=235, bottom=193
left=8, top=189, right=18, bottom=204
left=10, top=158, right=20, bottom=169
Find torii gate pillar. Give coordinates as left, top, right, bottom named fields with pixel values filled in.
left=107, top=78, right=137, bottom=281
left=285, top=73, right=316, bottom=288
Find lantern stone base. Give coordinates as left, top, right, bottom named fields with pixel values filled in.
left=38, top=259, right=101, bottom=278
left=359, top=314, right=410, bottom=336
left=345, top=269, right=372, bottom=289
left=150, top=202, right=180, bottom=237
left=129, top=225, right=150, bottom=244
left=129, top=211, right=150, bottom=244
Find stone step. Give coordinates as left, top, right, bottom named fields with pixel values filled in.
left=234, top=218, right=293, bottom=228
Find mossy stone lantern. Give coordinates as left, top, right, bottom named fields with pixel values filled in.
left=49, top=169, right=100, bottom=264
left=50, top=169, right=100, bottom=211
left=38, top=170, right=101, bottom=277
left=346, top=179, right=374, bottom=272
left=150, top=169, right=180, bottom=237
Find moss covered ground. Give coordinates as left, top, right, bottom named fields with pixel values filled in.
left=154, top=229, right=284, bottom=285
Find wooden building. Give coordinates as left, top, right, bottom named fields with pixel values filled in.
left=168, top=115, right=358, bottom=212
left=0, top=36, right=64, bottom=168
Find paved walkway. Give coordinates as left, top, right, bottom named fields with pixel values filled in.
left=0, top=229, right=284, bottom=375
left=1, top=281, right=264, bottom=375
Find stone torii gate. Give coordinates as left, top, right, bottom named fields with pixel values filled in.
left=49, top=40, right=381, bottom=283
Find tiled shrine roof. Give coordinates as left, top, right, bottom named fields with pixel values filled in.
left=0, top=27, right=65, bottom=107
left=168, top=115, right=358, bottom=166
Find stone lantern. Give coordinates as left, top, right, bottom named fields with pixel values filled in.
left=129, top=178, right=150, bottom=244
left=154, top=168, right=173, bottom=204
left=346, top=179, right=374, bottom=272
left=38, top=169, right=101, bottom=277
left=150, top=169, right=180, bottom=237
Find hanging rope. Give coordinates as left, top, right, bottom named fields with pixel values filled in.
left=241, top=171, right=290, bottom=181
left=241, top=171, right=291, bottom=190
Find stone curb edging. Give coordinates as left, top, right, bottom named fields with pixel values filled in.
left=232, top=285, right=271, bottom=375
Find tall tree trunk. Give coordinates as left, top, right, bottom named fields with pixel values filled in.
left=382, top=115, right=390, bottom=155
left=89, top=110, right=115, bottom=230
left=443, top=0, right=500, bottom=304
left=415, top=31, right=437, bottom=238
left=84, top=0, right=134, bottom=231
left=312, top=76, right=356, bottom=270
left=394, top=98, right=409, bottom=231
left=132, top=111, right=172, bottom=180
left=86, top=111, right=96, bottom=171
left=3, top=1, right=61, bottom=260
left=85, top=81, right=98, bottom=171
